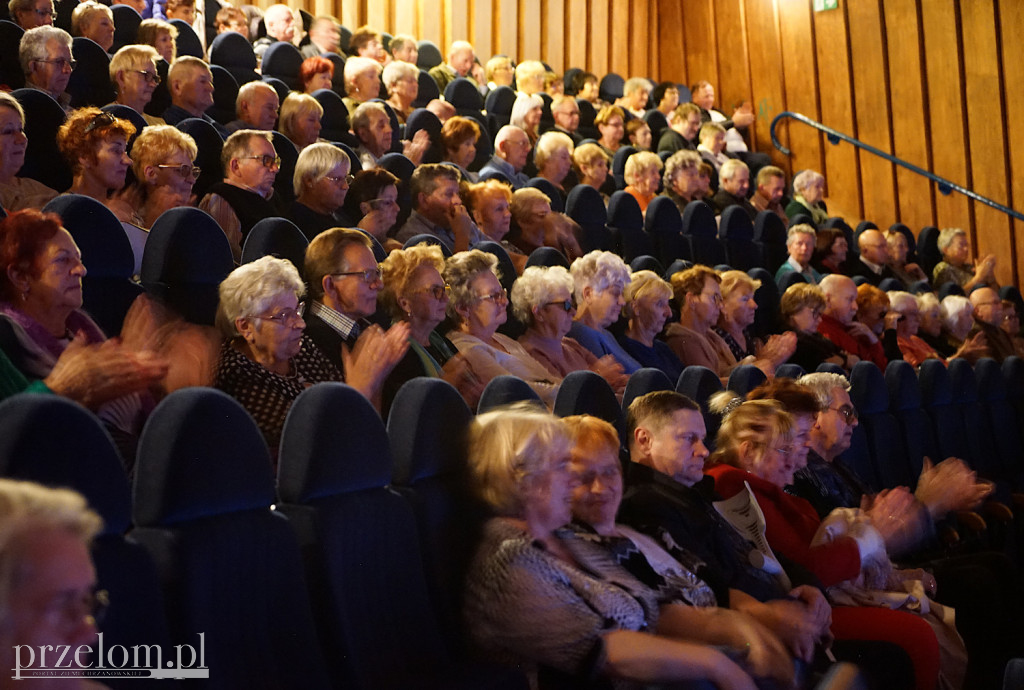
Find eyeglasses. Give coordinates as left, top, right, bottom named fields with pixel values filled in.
left=251, top=301, right=304, bottom=325
left=475, top=288, right=507, bottom=305
left=40, top=588, right=109, bottom=631
left=240, top=154, right=281, bottom=169
left=829, top=405, right=858, bottom=423
left=29, top=7, right=56, bottom=19
left=134, top=70, right=162, bottom=85
left=324, top=174, right=354, bottom=185
left=84, top=111, right=116, bottom=133
left=545, top=299, right=574, bottom=312
left=157, top=164, right=202, bottom=181
left=367, top=197, right=398, bottom=210
left=701, top=291, right=724, bottom=306
left=332, top=268, right=382, bottom=284
left=414, top=283, right=451, bottom=300
left=0, top=125, right=25, bottom=137
left=34, top=57, right=75, bottom=70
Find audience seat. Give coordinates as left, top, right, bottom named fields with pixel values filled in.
left=444, top=77, right=483, bottom=113
left=261, top=76, right=290, bottom=105
left=630, top=254, right=665, bottom=275
left=477, top=375, right=543, bottom=413
left=68, top=37, right=115, bottom=108
left=884, top=360, right=935, bottom=485
left=576, top=99, right=599, bottom=140
left=645, top=195, right=689, bottom=266
left=174, top=118, right=224, bottom=201
left=324, top=53, right=346, bottom=94
left=13, top=88, right=71, bottom=192
left=776, top=363, right=806, bottom=379
left=718, top=206, right=757, bottom=272
left=848, top=361, right=900, bottom=490
left=607, top=190, right=654, bottom=262
left=43, top=194, right=142, bottom=336
left=747, top=267, right=780, bottom=339
left=132, top=388, right=332, bottom=689
left=402, top=233, right=452, bottom=256
left=611, top=145, right=637, bottom=190
left=169, top=18, right=203, bottom=58
left=974, top=358, right=1024, bottom=489
left=404, top=108, right=444, bottom=164
left=313, top=88, right=358, bottom=147
left=598, top=72, right=624, bottom=103
left=554, top=370, right=624, bottom=444
left=622, top=367, right=673, bottom=412
left=242, top=217, right=308, bottom=271
left=102, top=104, right=146, bottom=148
left=683, top=200, right=726, bottom=267
left=484, top=85, right=515, bottom=131
left=145, top=58, right=172, bottom=117
left=752, top=210, right=788, bottom=275
left=415, top=40, right=443, bottom=70
left=111, top=4, right=142, bottom=53
left=209, top=30, right=261, bottom=86
left=778, top=270, right=807, bottom=292
left=1001, top=356, right=1024, bottom=431
left=413, top=68, right=440, bottom=108
left=525, top=246, right=570, bottom=268
left=141, top=208, right=234, bottom=326
left=727, top=364, right=766, bottom=397
left=664, top=259, right=692, bottom=282
left=675, top=365, right=723, bottom=451
left=270, top=130, right=299, bottom=206
left=917, top=226, right=942, bottom=278
left=0, top=20, right=23, bottom=90
left=643, top=109, right=669, bottom=147
left=566, top=184, right=614, bottom=253
left=261, top=41, right=303, bottom=90
left=208, top=65, right=238, bottom=125
left=526, top=177, right=564, bottom=213
left=0, top=395, right=173, bottom=689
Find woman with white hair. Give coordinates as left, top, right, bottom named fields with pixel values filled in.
left=932, top=227, right=998, bottom=292
left=888, top=291, right=985, bottom=366
left=567, top=251, right=642, bottom=373
left=510, top=92, right=543, bottom=147
left=533, top=131, right=574, bottom=199
left=109, top=45, right=165, bottom=126
left=623, top=151, right=663, bottom=214
left=618, top=270, right=683, bottom=381
left=342, top=56, right=382, bottom=117
left=916, top=292, right=954, bottom=358
left=279, top=93, right=324, bottom=152
left=72, top=0, right=114, bottom=51
left=939, top=294, right=975, bottom=356
left=444, top=249, right=559, bottom=407
left=383, top=59, right=418, bottom=124
left=513, top=265, right=627, bottom=396
left=290, top=142, right=353, bottom=240
left=785, top=170, right=827, bottom=225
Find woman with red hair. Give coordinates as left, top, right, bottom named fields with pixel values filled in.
left=300, top=56, right=334, bottom=94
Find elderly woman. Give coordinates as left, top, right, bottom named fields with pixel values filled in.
left=594, top=105, right=625, bottom=155
left=939, top=294, right=974, bottom=357
left=513, top=60, right=546, bottom=95
left=667, top=266, right=792, bottom=380
left=533, top=131, right=574, bottom=198
left=888, top=291, right=985, bottom=366
left=715, top=270, right=768, bottom=364
left=465, top=179, right=512, bottom=244
left=136, top=19, right=177, bottom=64
left=109, top=45, right=165, bottom=126
left=914, top=292, right=950, bottom=357
left=932, top=227, right=998, bottom=292
left=885, top=232, right=928, bottom=286
left=514, top=265, right=627, bottom=396
left=0, top=93, right=58, bottom=212
left=72, top=0, right=114, bottom=52
left=379, top=242, right=482, bottom=413
left=440, top=116, right=482, bottom=182
left=506, top=187, right=553, bottom=257
left=567, top=250, right=641, bottom=373
left=813, top=227, right=847, bottom=275
left=464, top=406, right=767, bottom=690
left=299, top=56, right=334, bottom=94
left=706, top=394, right=962, bottom=690
left=510, top=93, right=543, bottom=147
left=784, top=170, right=827, bottom=225
left=484, top=55, right=514, bottom=91
left=660, top=150, right=702, bottom=213
left=383, top=59, right=418, bottom=124
left=775, top=224, right=822, bottom=285
left=444, top=249, right=559, bottom=407
left=279, top=93, right=324, bottom=152
left=213, top=255, right=341, bottom=457
left=571, top=143, right=610, bottom=194
left=342, top=57, right=382, bottom=116
left=623, top=151, right=662, bottom=214
left=780, top=283, right=852, bottom=371
left=625, top=118, right=652, bottom=151
left=345, top=168, right=402, bottom=253
left=289, top=142, right=352, bottom=241
left=120, top=125, right=198, bottom=236
left=57, top=108, right=134, bottom=203
left=854, top=284, right=904, bottom=363
left=618, top=270, right=683, bottom=381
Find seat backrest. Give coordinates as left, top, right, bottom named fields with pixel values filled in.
left=918, top=358, right=971, bottom=466
left=477, top=374, right=543, bottom=413
left=611, top=145, right=637, bottom=189
left=607, top=189, right=643, bottom=232
left=643, top=109, right=669, bottom=146
left=169, top=18, right=203, bottom=58
left=775, top=363, right=806, bottom=379
left=948, top=357, right=986, bottom=470
left=554, top=370, right=625, bottom=441
left=675, top=365, right=724, bottom=451
left=68, top=37, right=115, bottom=107
left=208, top=64, right=238, bottom=125
left=847, top=361, right=896, bottom=489
left=444, top=77, right=483, bottom=111
left=630, top=254, right=665, bottom=275
left=718, top=206, right=757, bottom=271
left=12, top=88, right=71, bottom=191
left=133, top=388, right=331, bottom=689
left=525, top=246, right=570, bottom=268
left=277, top=383, right=450, bottom=686
left=404, top=108, right=444, bottom=164
left=622, top=367, right=673, bottom=412
left=777, top=270, right=807, bottom=292
left=746, top=267, right=779, bottom=339
left=0, top=20, right=25, bottom=89
left=526, top=177, right=565, bottom=213
left=413, top=68, right=440, bottom=108
left=917, top=226, right=942, bottom=278
left=415, top=40, right=443, bottom=70
left=726, top=364, right=767, bottom=398
left=974, top=357, right=1024, bottom=486
left=174, top=117, right=224, bottom=200
left=312, top=88, right=356, bottom=145
left=270, top=130, right=299, bottom=206
left=752, top=209, right=788, bottom=274
left=884, top=360, right=933, bottom=487
left=261, top=40, right=303, bottom=90
left=599, top=72, right=624, bottom=102
left=644, top=195, right=690, bottom=266
left=565, top=184, right=613, bottom=252
left=682, top=200, right=726, bottom=266
left=242, top=217, right=309, bottom=271
left=209, top=30, right=260, bottom=86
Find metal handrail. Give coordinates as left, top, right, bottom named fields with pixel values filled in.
left=769, top=111, right=1024, bottom=222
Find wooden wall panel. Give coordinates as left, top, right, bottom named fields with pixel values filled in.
left=742, top=0, right=785, bottom=163
left=629, top=1, right=650, bottom=78
left=609, top=0, right=630, bottom=78
left=392, top=0, right=417, bottom=36
left=882, top=0, right=935, bottom=234
left=682, top=0, right=716, bottom=90
left=495, top=0, right=517, bottom=58
left=565, top=0, right=588, bottom=71
left=1000, top=0, right=1024, bottom=287
left=543, top=0, right=565, bottom=73
left=656, top=0, right=685, bottom=82
left=776, top=0, right=822, bottom=183
left=714, top=0, right=750, bottom=118
left=519, top=0, right=542, bottom=64
left=587, top=0, right=608, bottom=78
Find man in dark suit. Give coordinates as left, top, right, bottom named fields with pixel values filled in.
left=850, top=229, right=898, bottom=286
left=656, top=103, right=701, bottom=155
left=548, top=95, right=582, bottom=145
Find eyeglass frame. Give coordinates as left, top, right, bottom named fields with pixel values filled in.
left=544, top=299, right=574, bottom=312
left=324, top=174, right=355, bottom=185
left=828, top=405, right=858, bottom=423
left=331, top=268, right=383, bottom=285
left=156, top=164, right=202, bottom=181
left=248, top=301, right=305, bottom=325
left=33, top=56, right=76, bottom=71
left=474, top=288, right=508, bottom=305
left=239, top=154, right=282, bottom=169
left=133, top=69, right=162, bottom=85
left=412, top=283, right=451, bottom=300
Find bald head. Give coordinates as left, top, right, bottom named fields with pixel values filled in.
left=820, top=274, right=858, bottom=324
left=495, top=125, right=531, bottom=171
left=858, top=229, right=889, bottom=266
left=970, top=287, right=1003, bottom=326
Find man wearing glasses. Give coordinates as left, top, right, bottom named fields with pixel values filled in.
left=9, top=0, right=53, bottom=30
left=19, top=26, right=74, bottom=112
left=199, top=130, right=285, bottom=251
left=161, top=56, right=228, bottom=138
left=302, top=228, right=408, bottom=396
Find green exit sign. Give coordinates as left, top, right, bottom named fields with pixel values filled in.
left=814, top=0, right=838, bottom=10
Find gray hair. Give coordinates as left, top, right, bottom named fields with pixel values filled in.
left=786, top=223, right=816, bottom=246
left=719, top=158, right=748, bottom=182
left=19, top=25, right=72, bottom=74
left=937, top=227, right=966, bottom=253
left=569, top=250, right=631, bottom=304
left=623, top=151, right=662, bottom=186
left=510, top=93, right=543, bottom=130
left=916, top=291, right=940, bottom=314
left=236, top=80, right=278, bottom=111
left=443, top=249, right=500, bottom=318
left=623, top=77, right=652, bottom=97
left=343, top=56, right=382, bottom=87
left=215, top=255, right=305, bottom=338
left=293, top=142, right=350, bottom=197
left=886, top=291, right=918, bottom=314
left=792, top=169, right=824, bottom=195
left=350, top=100, right=386, bottom=134
left=0, top=92, right=25, bottom=123
left=382, top=59, right=417, bottom=89
left=940, top=295, right=973, bottom=335
left=663, top=149, right=700, bottom=189
left=533, top=131, right=573, bottom=169
left=796, top=372, right=850, bottom=409
left=511, top=265, right=574, bottom=324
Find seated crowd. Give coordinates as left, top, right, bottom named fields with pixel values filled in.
left=1, top=3, right=1023, bottom=688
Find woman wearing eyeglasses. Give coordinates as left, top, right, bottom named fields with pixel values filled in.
left=378, top=242, right=484, bottom=414
left=290, top=143, right=355, bottom=242
left=444, top=249, right=559, bottom=407
left=109, top=45, right=166, bottom=126
left=513, top=265, right=626, bottom=397
left=780, top=283, right=856, bottom=372
left=214, top=255, right=342, bottom=461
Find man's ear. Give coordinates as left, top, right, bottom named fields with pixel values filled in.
left=633, top=426, right=652, bottom=455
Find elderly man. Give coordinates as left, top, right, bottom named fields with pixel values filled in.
left=395, top=163, right=487, bottom=251
left=850, top=229, right=898, bottom=286
left=967, top=287, right=1017, bottom=362
left=775, top=224, right=822, bottom=285
left=227, top=80, right=279, bottom=133
left=19, top=26, right=73, bottom=111
left=615, top=77, right=650, bottom=119
left=252, top=4, right=295, bottom=59
left=657, top=102, right=701, bottom=155
left=162, top=56, right=228, bottom=137
left=300, top=15, right=340, bottom=58
left=351, top=101, right=392, bottom=169
left=478, top=125, right=532, bottom=189
left=199, top=130, right=284, bottom=255
left=710, top=159, right=756, bottom=219
left=549, top=94, right=582, bottom=145
left=10, top=0, right=53, bottom=29
left=816, top=274, right=889, bottom=368
left=388, top=34, right=418, bottom=64
left=428, top=40, right=477, bottom=93
left=751, top=166, right=788, bottom=225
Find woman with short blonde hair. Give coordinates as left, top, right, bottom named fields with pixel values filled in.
left=572, top=143, right=610, bottom=192
left=623, top=151, right=663, bottom=214
left=71, top=0, right=114, bottom=51
left=618, top=270, right=682, bottom=381
left=279, top=93, right=324, bottom=152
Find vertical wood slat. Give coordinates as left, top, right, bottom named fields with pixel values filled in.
left=714, top=0, right=749, bottom=119
left=776, top=0, right=823, bottom=182
left=544, top=0, right=566, bottom=73
left=742, top=0, right=786, bottom=164
left=565, top=0, right=588, bottom=72
left=588, top=0, right=608, bottom=78
left=999, top=0, right=1024, bottom=287
left=656, top=0, right=685, bottom=84
left=495, top=0, right=517, bottom=58
left=520, top=0, right=542, bottom=64
left=392, top=0, right=417, bottom=36
left=609, top=0, right=630, bottom=78
left=682, top=0, right=716, bottom=90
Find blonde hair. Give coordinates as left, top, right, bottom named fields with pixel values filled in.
left=623, top=270, right=671, bottom=319
left=623, top=151, right=662, bottom=186
left=563, top=414, right=620, bottom=458
left=708, top=394, right=793, bottom=474
left=719, top=270, right=760, bottom=298
left=71, top=0, right=112, bottom=37
left=279, top=92, right=324, bottom=145
left=572, top=142, right=609, bottom=172
left=534, top=130, right=573, bottom=170
left=780, top=283, right=826, bottom=322
left=109, top=44, right=159, bottom=85
left=130, top=125, right=197, bottom=180
left=378, top=242, right=446, bottom=319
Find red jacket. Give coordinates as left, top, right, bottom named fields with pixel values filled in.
left=817, top=314, right=887, bottom=369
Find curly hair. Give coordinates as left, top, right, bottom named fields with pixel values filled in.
left=378, top=242, right=446, bottom=319
left=569, top=250, right=630, bottom=304
left=443, top=248, right=500, bottom=319
left=56, top=108, right=136, bottom=175
left=510, top=265, right=574, bottom=325
left=440, top=116, right=481, bottom=155
left=669, top=265, right=720, bottom=304
left=299, top=56, right=333, bottom=91
left=215, top=255, right=305, bottom=338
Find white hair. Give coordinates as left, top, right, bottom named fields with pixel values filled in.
left=569, top=251, right=631, bottom=304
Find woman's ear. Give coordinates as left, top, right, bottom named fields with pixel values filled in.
left=234, top=316, right=253, bottom=341
left=581, top=284, right=594, bottom=304
left=6, top=264, right=29, bottom=295
left=737, top=440, right=757, bottom=469
left=397, top=294, right=413, bottom=315
left=359, top=201, right=371, bottom=216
